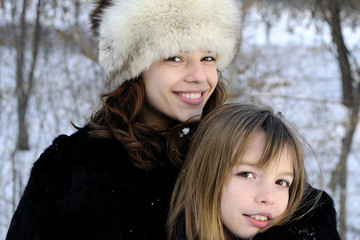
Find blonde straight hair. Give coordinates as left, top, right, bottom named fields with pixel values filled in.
left=168, top=103, right=306, bottom=240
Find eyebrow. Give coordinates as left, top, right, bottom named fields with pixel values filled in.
left=278, top=172, right=294, bottom=178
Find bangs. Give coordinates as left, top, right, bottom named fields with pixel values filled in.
left=257, top=115, right=298, bottom=169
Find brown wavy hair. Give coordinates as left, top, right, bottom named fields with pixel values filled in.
left=87, top=74, right=227, bottom=170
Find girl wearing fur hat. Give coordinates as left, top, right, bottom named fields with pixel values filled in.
left=168, top=103, right=341, bottom=240
left=6, top=0, right=240, bottom=239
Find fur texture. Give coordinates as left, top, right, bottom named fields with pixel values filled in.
left=90, top=0, right=241, bottom=89
left=6, top=127, right=179, bottom=239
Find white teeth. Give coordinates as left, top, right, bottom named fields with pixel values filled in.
left=250, top=215, right=268, bottom=221
left=178, top=93, right=201, bottom=99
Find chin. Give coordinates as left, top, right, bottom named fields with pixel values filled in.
left=183, top=114, right=201, bottom=122
left=233, top=230, right=258, bottom=240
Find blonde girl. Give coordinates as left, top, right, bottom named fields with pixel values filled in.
left=168, top=103, right=307, bottom=240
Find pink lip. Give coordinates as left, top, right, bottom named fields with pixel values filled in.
left=244, top=212, right=272, bottom=229
left=173, top=91, right=205, bottom=105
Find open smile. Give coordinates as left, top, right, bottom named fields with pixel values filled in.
left=249, top=214, right=270, bottom=221
left=173, top=91, right=206, bottom=105
left=243, top=213, right=272, bottom=229
left=175, top=92, right=202, bottom=99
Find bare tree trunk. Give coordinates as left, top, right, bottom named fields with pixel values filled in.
left=28, top=0, right=42, bottom=95
left=322, top=0, right=360, bottom=239
left=327, top=0, right=354, bottom=107
left=226, top=0, right=255, bottom=102
left=11, top=150, right=18, bottom=211
left=12, top=0, right=28, bottom=212
left=330, top=104, right=359, bottom=239
left=13, top=0, right=42, bottom=208
left=16, top=0, right=42, bottom=150
left=74, top=0, right=80, bottom=26
left=16, top=0, right=29, bottom=150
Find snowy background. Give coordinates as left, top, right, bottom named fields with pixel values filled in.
left=0, top=1, right=359, bottom=239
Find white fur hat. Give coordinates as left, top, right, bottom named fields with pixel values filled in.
left=90, top=0, right=241, bottom=88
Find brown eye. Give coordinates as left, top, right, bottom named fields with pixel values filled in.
left=276, top=180, right=290, bottom=188
left=202, top=56, right=216, bottom=62
left=165, top=56, right=182, bottom=62
left=238, top=172, right=254, bottom=179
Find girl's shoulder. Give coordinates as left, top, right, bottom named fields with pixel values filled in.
left=31, top=126, right=129, bottom=177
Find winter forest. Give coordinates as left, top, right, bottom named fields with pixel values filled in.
left=0, top=0, right=359, bottom=239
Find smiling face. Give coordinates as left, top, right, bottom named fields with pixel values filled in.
left=141, top=50, right=218, bottom=127
left=220, top=131, right=294, bottom=240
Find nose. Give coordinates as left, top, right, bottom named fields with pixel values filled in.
left=254, top=183, right=275, bottom=205
left=184, top=62, right=207, bottom=83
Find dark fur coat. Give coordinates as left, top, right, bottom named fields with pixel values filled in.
left=172, top=188, right=341, bottom=240
left=6, top=127, right=179, bottom=240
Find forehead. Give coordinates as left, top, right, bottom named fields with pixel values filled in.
left=167, top=49, right=217, bottom=58
left=238, top=131, right=294, bottom=171
left=240, top=131, right=266, bottom=165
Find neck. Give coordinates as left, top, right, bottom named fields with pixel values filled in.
left=141, top=103, right=176, bottom=131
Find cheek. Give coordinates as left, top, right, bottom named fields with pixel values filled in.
left=144, top=76, right=167, bottom=100
left=210, top=71, right=219, bottom=87
left=222, top=181, right=248, bottom=206
left=277, top=191, right=290, bottom=215
left=204, top=66, right=218, bottom=85
left=220, top=190, right=234, bottom=224
left=144, top=83, right=156, bottom=102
